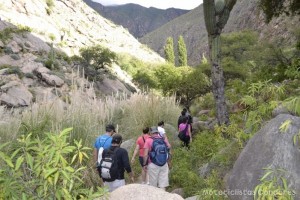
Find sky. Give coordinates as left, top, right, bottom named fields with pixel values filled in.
left=93, top=0, right=203, bottom=10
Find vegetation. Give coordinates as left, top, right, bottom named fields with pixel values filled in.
left=177, top=35, right=188, bottom=66
left=164, top=37, right=175, bottom=64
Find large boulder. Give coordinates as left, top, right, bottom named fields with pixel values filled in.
left=108, top=184, right=184, bottom=200
left=227, top=114, right=300, bottom=200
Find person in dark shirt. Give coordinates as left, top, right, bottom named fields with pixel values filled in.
left=178, top=108, right=193, bottom=127
left=102, top=134, right=134, bottom=192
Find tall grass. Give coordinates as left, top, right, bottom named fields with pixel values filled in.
left=0, top=76, right=181, bottom=187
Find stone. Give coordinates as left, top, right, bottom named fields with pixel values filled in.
left=107, top=184, right=184, bottom=200
left=0, top=83, right=32, bottom=107
left=6, top=41, right=22, bottom=53
left=120, top=139, right=135, bottom=152
left=227, top=114, right=300, bottom=200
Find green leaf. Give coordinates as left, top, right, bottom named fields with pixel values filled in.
left=281, top=177, right=288, bottom=189
left=15, top=156, right=24, bottom=171
left=59, top=127, right=73, bottom=138
left=260, top=170, right=273, bottom=181
left=0, top=152, right=14, bottom=168
left=26, top=153, right=34, bottom=169
left=54, top=171, right=59, bottom=186
left=44, top=168, right=58, bottom=179
left=11, top=148, right=21, bottom=159
left=65, top=166, right=75, bottom=173
left=61, top=170, right=71, bottom=181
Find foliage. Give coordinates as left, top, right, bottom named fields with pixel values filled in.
left=254, top=167, right=294, bottom=200
left=164, top=37, right=175, bottom=64
left=132, top=69, right=157, bottom=89
left=283, top=97, right=300, bottom=116
left=177, top=35, right=187, bottom=66
left=259, top=0, right=300, bottom=22
left=155, top=64, right=211, bottom=109
left=79, top=45, right=117, bottom=70
left=0, top=128, right=107, bottom=199
left=0, top=26, right=32, bottom=43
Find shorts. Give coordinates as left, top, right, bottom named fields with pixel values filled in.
left=104, top=179, right=125, bottom=192
left=147, top=162, right=169, bottom=188
left=139, top=156, right=148, bottom=167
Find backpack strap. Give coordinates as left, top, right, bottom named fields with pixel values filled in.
left=100, top=136, right=110, bottom=148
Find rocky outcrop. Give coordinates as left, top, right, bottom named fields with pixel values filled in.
left=227, top=114, right=300, bottom=200
left=0, top=81, right=33, bottom=107
left=108, top=184, right=184, bottom=200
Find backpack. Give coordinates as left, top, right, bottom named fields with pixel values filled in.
left=97, top=136, right=110, bottom=166
left=178, top=124, right=189, bottom=141
left=149, top=137, right=168, bottom=166
left=98, top=147, right=119, bottom=182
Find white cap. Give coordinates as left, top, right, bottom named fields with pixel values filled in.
left=157, top=126, right=165, bottom=137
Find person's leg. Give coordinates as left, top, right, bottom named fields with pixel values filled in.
left=147, top=162, right=159, bottom=187
left=157, top=163, right=169, bottom=189
left=139, top=156, right=147, bottom=183
left=110, top=179, right=125, bottom=192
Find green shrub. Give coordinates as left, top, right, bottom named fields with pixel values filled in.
left=79, top=45, right=117, bottom=70
left=0, top=128, right=107, bottom=199
left=4, top=66, right=24, bottom=79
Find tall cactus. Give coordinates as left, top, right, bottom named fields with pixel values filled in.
left=203, top=0, right=236, bottom=125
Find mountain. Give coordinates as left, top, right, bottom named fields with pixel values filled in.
left=0, top=0, right=165, bottom=108
left=83, top=0, right=190, bottom=38
left=140, top=0, right=300, bottom=66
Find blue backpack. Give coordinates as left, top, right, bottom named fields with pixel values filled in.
left=149, top=137, right=168, bottom=166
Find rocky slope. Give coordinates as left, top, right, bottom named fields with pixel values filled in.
left=140, top=0, right=299, bottom=66
left=0, top=0, right=164, bottom=63
left=0, top=0, right=165, bottom=108
left=83, top=0, right=190, bottom=38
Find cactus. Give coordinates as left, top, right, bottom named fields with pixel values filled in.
left=203, top=0, right=236, bottom=125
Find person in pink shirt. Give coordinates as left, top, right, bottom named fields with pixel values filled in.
left=143, top=126, right=171, bottom=190
left=178, top=116, right=192, bottom=148
left=131, top=127, right=150, bottom=184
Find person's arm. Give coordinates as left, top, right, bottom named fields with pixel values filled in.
left=123, top=150, right=134, bottom=182
left=93, top=148, right=98, bottom=163
left=131, top=144, right=139, bottom=164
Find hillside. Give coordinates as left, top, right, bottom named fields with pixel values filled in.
left=0, top=0, right=166, bottom=108
left=140, top=0, right=300, bottom=66
left=83, top=0, right=189, bottom=38
left=0, top=0, right=164, bottom=63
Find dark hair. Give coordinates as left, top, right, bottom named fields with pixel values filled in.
left=143, top=127, right=149, bottom=134
left=158, top=121, right=164, bottom=126
left=112, top=134, right=122, bottom=144
left=181, top=110, right=186, bottom=116
left=106, top=124, right=115, bottom=132
left=182, top=116, right=188, bottom=123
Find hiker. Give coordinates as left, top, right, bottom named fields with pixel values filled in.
left=178, top=116, right=192, bottom=148
left=93, top=124, right=116, bottom=164
left=157, top=121, right=166, bottom=138
left=143, top=126, right=171, bottom=190
left=178, top=108, right=193, bottom=132
left=100, top=134, right=134, bottom=192
left=131, top=127, right=150, bottom=184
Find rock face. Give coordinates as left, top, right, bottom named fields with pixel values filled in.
left=108, top=184, right=184, bottom=200
left=0, top=82, right=33, bottom=107
left=227, top=114, right=300, bottom=200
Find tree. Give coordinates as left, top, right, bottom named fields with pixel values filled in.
left=260, top=0, right=300, bottom=23
left=178, top=35, right=188, bottom=66
left=79, top=45, right=116, bottom=70
left=155, top=64, right=210, bottom=109
left=203, top=0, right=237, bottom=125
left=164, top=37, right=175, bottom=64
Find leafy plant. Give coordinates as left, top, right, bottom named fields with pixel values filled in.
left=0, top=128, right=106, bottom=199
left=254, top=167, right=294, bottom=200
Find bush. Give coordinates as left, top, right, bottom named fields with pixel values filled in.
left=79, top=45, right=116, bottom=70
left=0, top=128, right=107, bottom=199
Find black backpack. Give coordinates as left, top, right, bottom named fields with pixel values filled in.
left=149, top=137, right=168, bottom=166
left=97, top=147, right=119, bottom=182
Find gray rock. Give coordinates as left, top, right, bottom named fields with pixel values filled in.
left=171, top=188, right=184, bottom=197
left=121, top=139, right=135, bottom=153
left=107, top=184, right=184, bottom=200
left=0, top=83, right=32, bottom=107
left=272, top=105, right=291, bottom=117
left=6, top=41, right=21, bottom=53
left=185, top=196, right=198, bottom=200
left=40, top=73, right=64, bottom=87
left=227, top=114, right=300, bottom=200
